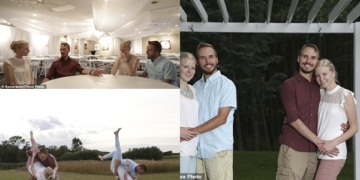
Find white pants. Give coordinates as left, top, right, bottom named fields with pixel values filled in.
left=105, top=136, right=133, bottom=180
left=180, top=155, right=196, bottom=174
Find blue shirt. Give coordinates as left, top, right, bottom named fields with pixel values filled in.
left=194, top=70, right=237, bottom=158
left=144, top=55, right=177, bottom=86
left=121, top=159, right=138, bottom=177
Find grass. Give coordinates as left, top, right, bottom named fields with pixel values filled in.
left=0, top=170, right=179, bottom=180
left=0, top=155, right=180, bottom=180
left=163, top=154, right=180, bottom=161
left=3, top=157, right=180, bottom=180
left=1, top=152, right=355, bottom=179
left=233, top=151, right=354, bottom=180
left=17, top=159, right=179, bottom=175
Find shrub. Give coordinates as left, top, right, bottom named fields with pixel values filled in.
left=123, top=146, right=163, bottom=160
left=0, top=163, right=26, bottom=170
left=59, top=150, right=105, bottom=161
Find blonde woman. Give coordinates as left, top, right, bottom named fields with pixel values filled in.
left=314, top=59, right=358, bottom=180
left=27, top=131, right=56, bottom=180
left=30, top=153, right=56, bottom=180
left=111, top=41, right=140, bottom=76
left=3, top=40, right=34, bottom=85
left=179, top=52, right=199, bottom=174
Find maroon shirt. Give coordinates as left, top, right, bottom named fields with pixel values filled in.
left=46, top=57, right=84, bottom=80
left=279, top=71, right=320, bottom=152
left=27, top=150, right=56, bottom=169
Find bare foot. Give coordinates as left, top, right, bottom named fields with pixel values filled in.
left=114, top=128, right=121, bottom=136
left=98, top=155, right=104, bottom=161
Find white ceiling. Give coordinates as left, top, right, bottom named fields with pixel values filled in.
left=0, top=0, right=180, bottom=40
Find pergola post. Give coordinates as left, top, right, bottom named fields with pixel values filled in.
left=355, top=21, right=360, bottom=180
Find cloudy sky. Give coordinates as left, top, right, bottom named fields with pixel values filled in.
left=0, top=89, right=179, bottom=153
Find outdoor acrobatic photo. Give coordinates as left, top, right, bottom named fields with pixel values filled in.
left=26, top=128, right=148, bottom=180
left=0, top=89, right=179, bottom=180
left=97, top=128, right=147, bottom=180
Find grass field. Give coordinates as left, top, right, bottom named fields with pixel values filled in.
left=1, top=152, right=355, bottom=179
left=163, top=155, right=180, bottom=161
left=234, top=151, right=354, bottom=180
left=0, top=170, right=179, bottom=180
left=1, top=157, right=180, bottom=180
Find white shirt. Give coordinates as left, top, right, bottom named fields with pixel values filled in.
left=317, top=85, right=357, bottom=160
left=4, top=57, right=32, bottom=85
left=180, top=85, right=199, bottom=156
left=27, top=161, right=46, bottom=180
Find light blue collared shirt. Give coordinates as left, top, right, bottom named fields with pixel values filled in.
left=121, top=159, right=138, bottom=177
left=144, top=55, right=177, bottom=86
left=194, top=70, right=237, bottom=158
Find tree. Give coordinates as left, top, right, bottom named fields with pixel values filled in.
left=2, top=136, right=25, bottom=147
left=123, top=146, right=163, bottom=160
left=71, top=137, right=83, bottom=151
left=0, top=136, right=27, bottom=163
left=56, top=145, right=69, bottom=158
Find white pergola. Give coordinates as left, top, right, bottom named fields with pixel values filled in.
left=181, top=0, right=360, bottom=178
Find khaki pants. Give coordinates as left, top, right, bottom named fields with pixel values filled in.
left=276, top=144, right=317, bottom=180
left=196, top=150, right=233, bottom=180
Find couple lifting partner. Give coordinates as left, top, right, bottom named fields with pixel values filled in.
left=26, top=131, right=59, bottom=180
left=98, top=128, right=147, bottom=180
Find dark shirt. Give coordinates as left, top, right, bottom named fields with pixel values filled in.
left=279, top=71, right=320, bottom=152
left=46, top=57, right=84, bottom=80
left=27, top=150, right=56, bottom=169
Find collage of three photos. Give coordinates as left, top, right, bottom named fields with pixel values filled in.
left=1, top=0, right=360, bottom=180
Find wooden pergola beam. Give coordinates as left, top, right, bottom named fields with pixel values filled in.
left=287, top=0, right=299, bottom=23
left=328, top=0, right=351, bottom=23
left=307, top=0, right=325, bottom=24
left=191, top=0, right=208, bottom=23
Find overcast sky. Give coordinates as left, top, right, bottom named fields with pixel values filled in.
left=0, top=89, right=179, bottom=153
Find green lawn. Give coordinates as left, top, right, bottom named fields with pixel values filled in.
left=234, top=151, right=354, bottom=180
left=163, top=154, right=180, bottom=161
left=0, top=170, right=179, bottom=180
left=1, top=152, right=354, bottom=179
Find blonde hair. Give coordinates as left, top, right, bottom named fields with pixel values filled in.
left=315, top=58, right=339, bottom=84
left=180, top=52, right=196, bottom=65
left=121, top=40, right=131, bottom=50
left=10, top=40, right=28, bottom=53
left=43, top=167, right=55, bottom=180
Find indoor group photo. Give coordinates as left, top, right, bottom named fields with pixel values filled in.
left=0, top=0, right=180, bottom=89
left=2, top=0, right=360, bottom=180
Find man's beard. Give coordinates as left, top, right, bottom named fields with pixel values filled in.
left=300, top=66, right=313, bottom=74
left=202, top=65, right=217, bottom=75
